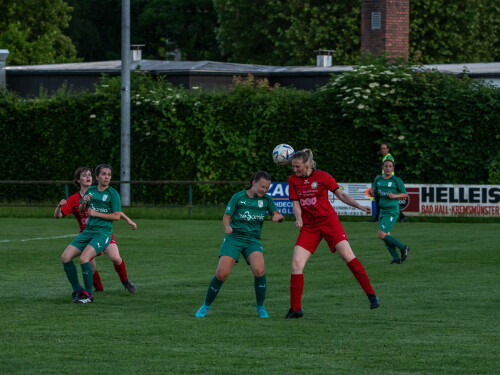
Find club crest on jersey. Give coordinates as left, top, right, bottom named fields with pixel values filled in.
left=258, top=200, right=264, bottom=208
left=102, top=194, right=108, bottom=201
left=311, top=182, right=318, bottom=189
left=388, top=182, right=392, bottom=187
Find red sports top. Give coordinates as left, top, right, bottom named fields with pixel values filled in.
left=60, top=192, right=89, bottom=232
left=288, top=169, right=339, bottom=225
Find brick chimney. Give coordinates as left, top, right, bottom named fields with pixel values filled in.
left=361, top=0, right=409, bottom=60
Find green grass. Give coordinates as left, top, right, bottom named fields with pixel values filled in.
left=1, top=218, right=499, bottom=374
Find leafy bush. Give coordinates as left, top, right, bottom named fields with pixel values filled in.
left=1, top=59, right=499, bottom=204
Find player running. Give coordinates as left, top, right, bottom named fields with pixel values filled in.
left=370, top=159, right=410, bottom=264
left=195, top=171, right=284, bottom=318
left=60, top=164, right=134, bottom=303
left=285, top=149, right=379, bottom=319
left=55, top=167, right=137, bottom=294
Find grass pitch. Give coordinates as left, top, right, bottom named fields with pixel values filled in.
left=0, top=218, right=499, bottom=374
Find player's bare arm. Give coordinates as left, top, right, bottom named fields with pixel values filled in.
left=223, top=213, right=233, bottom=234
left=79, top=194, right=91, bottom=213
left=334, top=189, right=372, bottom=215
left=54, top=199, right=67, bottom=218
left=292, top=200, right=303, bottom=228
left=388, top=192, right=408, bottom=200
left=88, top=209, right=121, bottom=221
left=272, top=210, right=284, bottom=223
left=120, top=212, right=137, bottom=230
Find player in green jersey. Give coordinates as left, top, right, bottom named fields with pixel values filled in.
left=371, top=159, right=410, bottom=264
left=195, top=171, right=284, bottom=318
left=61, top=164, right=122, bottom=303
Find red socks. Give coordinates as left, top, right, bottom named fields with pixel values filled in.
left=347, top=258, right=375, bottom=296
left=290, top=274, right=304, bottom=311
left=93, top=269, right=104, bottom=291
left=113, top=260, right=129, bottom=283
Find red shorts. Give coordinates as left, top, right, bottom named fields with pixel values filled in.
left=295, top=216, right=348, bottom=254
left=93, top=234, right=117, bottom=258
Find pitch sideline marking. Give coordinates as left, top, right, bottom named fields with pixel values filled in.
left=0, top=234, right=77, bottom=243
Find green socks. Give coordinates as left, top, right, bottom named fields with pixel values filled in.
left=384, top=235, right=405, bottom=251
left=385, top=244, right=400, bottom=261
left=80, top=262, right=93, bottom=295
left=63, top=261, right=81, bottom=292
left=205, top=276, right=224, bottom=306
left=254, top=275, right=267, bottom=307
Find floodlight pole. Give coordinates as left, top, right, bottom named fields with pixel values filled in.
left=120, top=0, right=131, bottom=205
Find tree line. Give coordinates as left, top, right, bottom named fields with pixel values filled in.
left=1, top=0, right=499, bottom=66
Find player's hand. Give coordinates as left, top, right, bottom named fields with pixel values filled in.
left=273, top=213, right=284, bottom=223
left=295, top=219, right=303, bottom=228
left=129, top=221, right=137, bottom=230
left=58, top=199, right=67, bottom=207
left=388, top=192, right=395, bottom=199
left=361, top=206, right=372, bottom=215
left=83, top=194, right=91, bottom=203
left=88, top=208, right=95, bottom=217
left=225, top=225, right=233, bottom=234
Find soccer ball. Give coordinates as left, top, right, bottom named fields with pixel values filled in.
left=272, top=144, right=294, bottom=166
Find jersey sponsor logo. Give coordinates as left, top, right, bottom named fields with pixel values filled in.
left=89, top=203, right=110, bottom=213
left=238, top=211, right=265, bottom=221
left=300, top=197, right=317, bottom=207
left=258, top=200, right=264, bottom=208
left=311, top=182, right=318, bottom=189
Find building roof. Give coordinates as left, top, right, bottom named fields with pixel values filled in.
left=6, top=59, right=500, bottom=77
left=4, top=59, right=500, bottom=96
left=5, top=59, right=354, bottom=76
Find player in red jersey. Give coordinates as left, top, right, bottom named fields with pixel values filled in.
left=54, top=167, right=137, bottom=294
left=284, top=149, right=379, bottom=319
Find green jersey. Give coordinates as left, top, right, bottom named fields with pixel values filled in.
left=372, top=175, right=406, bottom=215
left=80, top=185, right=121, bottom=235
left=225, top=190, right=278, bottom=240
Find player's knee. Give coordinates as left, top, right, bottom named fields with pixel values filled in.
left=291, top=259, right=304, bottom=273
left=253, top=267, right=265, bottom=278
left=111, top=257, right=122, bottom=265
left=378, top=231, right=386, bottom=240
left=215, top=269, right=230, bottom=281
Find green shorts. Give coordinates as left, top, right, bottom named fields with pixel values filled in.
left=70, top=230, right=112, bottom=255
left=378, top=211, right=398, bottom=233
left=219, top=235, right=263, bottom=263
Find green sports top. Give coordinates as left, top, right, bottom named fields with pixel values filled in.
left=372, top=175, right=406, bottom=215
left=80, top=185, right=121, bottom=235
left=225, top=190, right=278, bottom=240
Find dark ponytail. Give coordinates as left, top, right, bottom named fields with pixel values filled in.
left=246, top=171, right=271, bottom=190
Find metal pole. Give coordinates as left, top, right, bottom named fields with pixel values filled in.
left=120, top=0, right=131, bottom=205
left=188, top=184, right=193, bottom=218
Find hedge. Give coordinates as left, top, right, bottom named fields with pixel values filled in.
left=1, top=59, right=499, bottom=204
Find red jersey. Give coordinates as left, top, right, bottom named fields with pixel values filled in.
left=60, top=192, right=89, bottom=232
left=288, top=169, right=339, bottom=225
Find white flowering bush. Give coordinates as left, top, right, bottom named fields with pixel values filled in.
left=321, top=57, right=500, bottom=183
